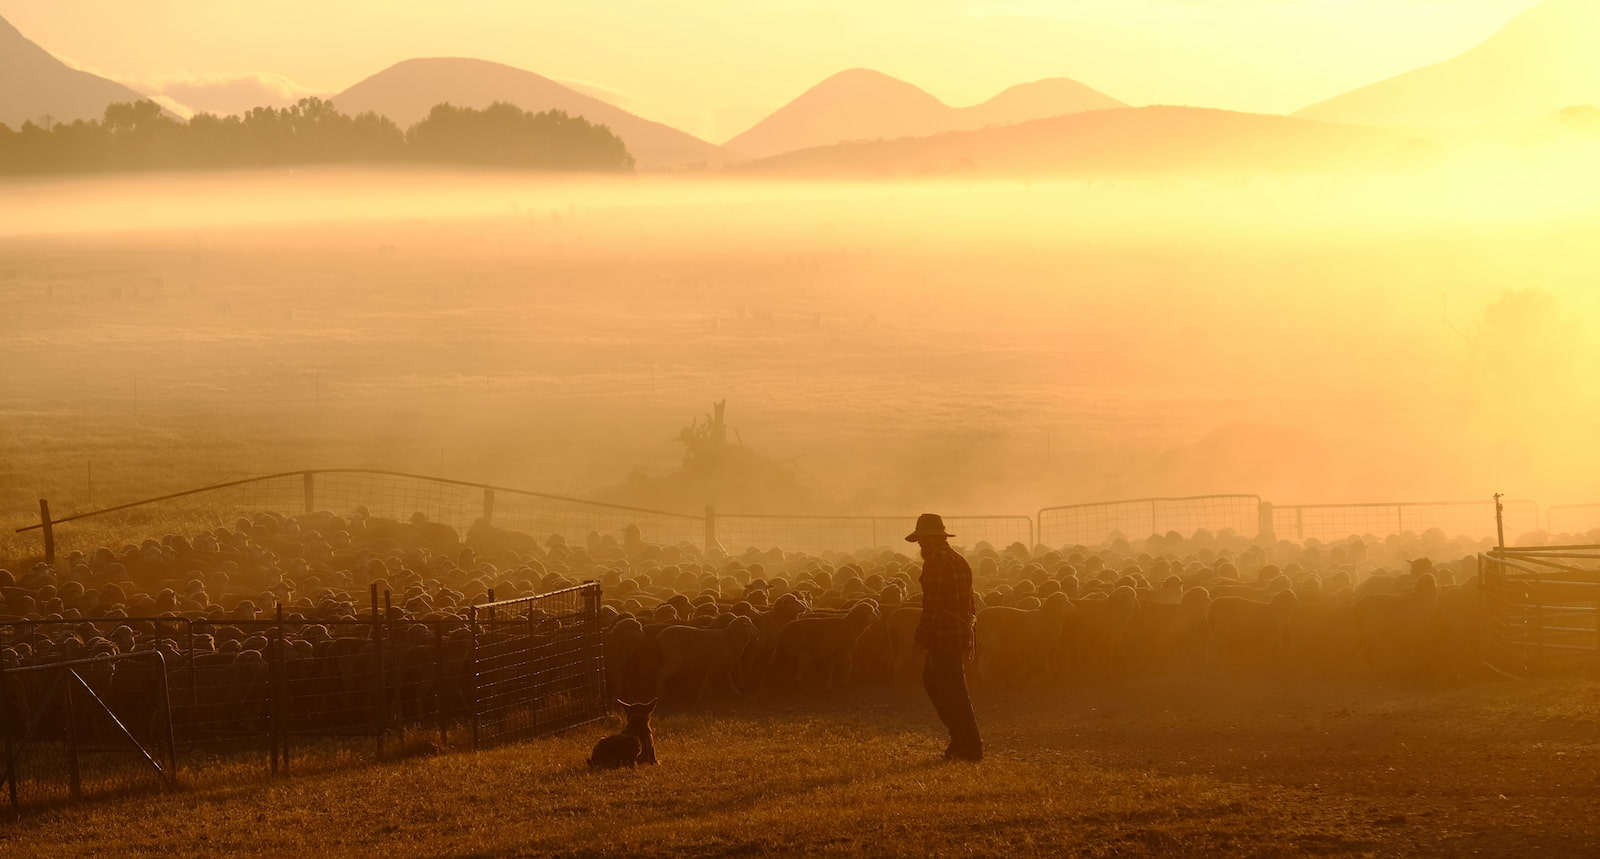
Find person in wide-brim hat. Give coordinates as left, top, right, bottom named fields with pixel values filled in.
left=905, top=513, right=955, bottom=543
left=906, top=513, right=982, bottom=762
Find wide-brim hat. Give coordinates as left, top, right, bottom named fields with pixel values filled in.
left=905, top=513, right=954, bottom=542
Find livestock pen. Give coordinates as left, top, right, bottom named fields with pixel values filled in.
left=0, top=583, right=606, bottom=813
left=5, top=470, right=1600, bottom=816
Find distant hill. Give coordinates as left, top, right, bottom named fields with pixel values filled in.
left=0, top=14, right=153, bottom=128
left=724, top=68, right=1125, bottom=158
left=740, top=106, right=1424, bottom=178
left=1297, top=0, right=1600, bottom=127
left=333, top=58, right=735, bottom=169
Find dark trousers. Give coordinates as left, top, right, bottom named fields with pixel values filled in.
left=922, top=645, right=980, bottom=750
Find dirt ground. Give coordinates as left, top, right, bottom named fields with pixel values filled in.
left=4, top=673, right=1598, bottom=857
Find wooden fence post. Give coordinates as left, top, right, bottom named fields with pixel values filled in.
left=38, top=500, right=55, bottom=565
left=303, top=473, right=315, bottom=515
left=483, top=489, right=495, bottom=526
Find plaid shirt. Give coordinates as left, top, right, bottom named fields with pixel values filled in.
left=915, top=543, right=975, bottom=654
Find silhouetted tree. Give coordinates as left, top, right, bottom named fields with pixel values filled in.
left=0, top=97, right=632, bottom=174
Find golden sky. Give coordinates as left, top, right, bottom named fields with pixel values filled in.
left=4, top=0, right=1540, bottom=141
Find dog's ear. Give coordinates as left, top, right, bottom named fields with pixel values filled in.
left=643, top=698, right=658, bottom=713
left=615, top=698, right=628, bottom=709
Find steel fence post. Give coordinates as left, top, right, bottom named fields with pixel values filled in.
left=434, top=622, right=447, bottom=749
left=185, top=620, right=197, bottom=750
left=156, top=651, right=177, bottom=784
left=705, top=505, right=716, bottom=555
left=273, top=604, right=288, bottom=772
left=585, top=583, right=604, bottom=718
left=378, top=590, right=391, bottom=755
left=1, top=659, right=18, bottom=812
left=469, top=606, right=481, bottom=750
left=64, top=671, right=81, bottom=798
left=303, top=472, right=315, bottom=516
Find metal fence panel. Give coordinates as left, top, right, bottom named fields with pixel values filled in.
left=11, top=470, right=707, bottom=566
left=1481, top=547, right=1600, bottom=676
left=1548, top=504, right=1600, bottom=538
left=1037, top=495, right=1262, bottom=548
left=714, top=515, right=1033, bottom=555
left=469, top=583, right=606, bottom=749
left=0, top=650, right=177, bottom=812
left=1273, top=500, right=1539, bottom=544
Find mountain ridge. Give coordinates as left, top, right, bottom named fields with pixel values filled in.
left=741, top=105, right=1424, bottom=178
left=0, top=13, right=157, bottom=128
left=1296, top=0, right=1600, bottom=127
left=333, top=57, right=736, bottom=169
left=724, top=68, right=1125, bottom=158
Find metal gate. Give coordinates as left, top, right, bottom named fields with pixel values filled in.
left=1481, top=546, right=1600, bottom=676
left=0, top=651, right=178, bottom=812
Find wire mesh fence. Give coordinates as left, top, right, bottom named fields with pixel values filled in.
left=0, top=583, right=605, bottom=811
left=5, top=467, right=1584, bottom=567
left=469, top=583, right=606, bottom=749
left=10, top=470, right=709, bottom=567
left=1481, top=547, right=1600, bottom=676
left=0, top=650, right=177, bottom=812
left=1547, top=504, right=1600, bottom=539
left=1037, top=496, right=1263, bottom=548
left=490, top=491, right=705, bottom=552
left=713, top=515, right=1034, bottom=555
left=1270, top=500, right=1539, bottom=544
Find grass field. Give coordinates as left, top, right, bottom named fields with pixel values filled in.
left=4, top=674, right=1598, bottom=857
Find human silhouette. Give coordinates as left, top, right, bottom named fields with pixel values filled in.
left=907, top=513, right=981, bottom=761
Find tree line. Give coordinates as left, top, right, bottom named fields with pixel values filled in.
left=0, top=97, right=634, bottom=174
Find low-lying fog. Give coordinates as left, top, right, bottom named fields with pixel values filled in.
left=2, top=165, right=1597, bottom=524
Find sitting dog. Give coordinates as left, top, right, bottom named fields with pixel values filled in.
left=588, top=699, right=658, bottom=769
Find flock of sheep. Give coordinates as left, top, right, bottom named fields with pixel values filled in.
left=0, top=507, right=1519, bottom=742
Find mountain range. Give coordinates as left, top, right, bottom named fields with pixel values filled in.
left=722, top=68, right=1124, bottom=158
left=332, top=58, right=735, bottom=169
left=740, top=106, right=1420, bottom=178
left=1297, top=0, right=1600, bottom=127
left=3, top=0, right=1596, bottom=171
left=0, top=14, right=152, bottom=128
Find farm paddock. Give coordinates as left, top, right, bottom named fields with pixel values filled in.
left=2, top=674, right=1597, bottom=858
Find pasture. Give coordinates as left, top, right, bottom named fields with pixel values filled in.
left=3, top=169, right=1600, bottom=857
left=3, top=171, right=1600, bottom=546
left=3, top=675, right=1598, bottom=857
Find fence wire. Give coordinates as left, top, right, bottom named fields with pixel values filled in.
left=1037, top=496, right=1262, bottom=548
left=1271, top=500, right=1539, bottom=544
left=0, top=583, right=604, bottom=812
left=1481, top=548, right=1600, bottom=676
left=714, top=515, right=1033, bottom=555
left=0, top=650, right=177, bottom=812
left=470, top=584, right=606, bottom=749
left=1548, top=504, right=1600, bottom=539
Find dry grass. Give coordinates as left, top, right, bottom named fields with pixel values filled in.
left=5, top=676, right=1600, bottom=857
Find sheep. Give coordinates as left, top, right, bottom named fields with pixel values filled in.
left=974, top=593, right=1073, bottom=684
left=1206, top=589, right=1299, bottom=674
left=770, top=601, right=881, bottom=688
left=1122, top=586, right=1211, bottom=675
left=654, top=616, right=759, bottom=702
left=1060, top=586, right=1139, bottom=676
left=883, top=606, right=923, bottom=682
left=1353, top=572, right=1437, bottom=676
left=604, top=618, right=646, bottom=697
left=743, top=592, right=808, bottom=682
